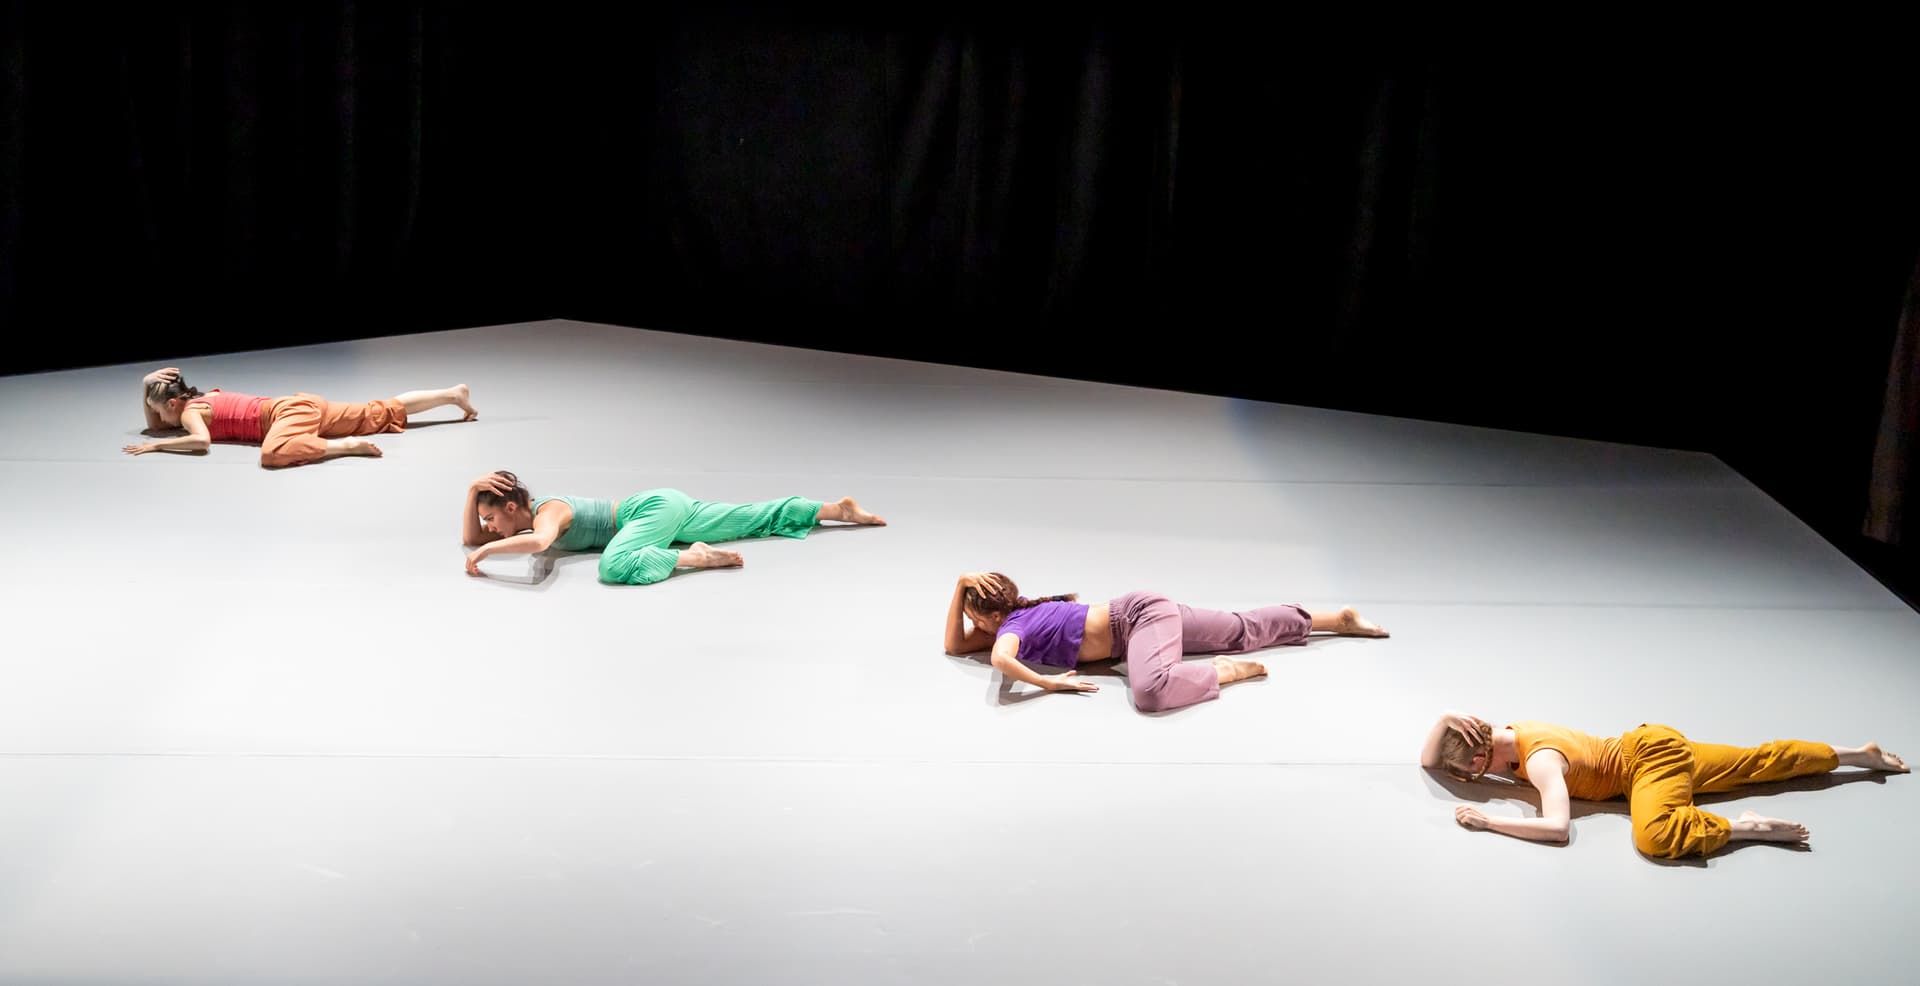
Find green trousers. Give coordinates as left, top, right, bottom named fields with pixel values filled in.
left=599, top=488, right=822, bottom=585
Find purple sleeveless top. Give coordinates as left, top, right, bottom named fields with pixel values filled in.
left=997, top=600, right=1090, bottom=668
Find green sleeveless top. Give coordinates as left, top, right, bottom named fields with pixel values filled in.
left=533, top=495, right=618, bottom=551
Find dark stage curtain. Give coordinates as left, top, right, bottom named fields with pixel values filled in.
left=558, top=12, right=1442, bottom=418
left=6, top=5, right=1920, bottom=584
left=0, top=2, right=557, bottom=370
left=2, top=6, right=1443, bottom=421
left=1867, top=254, right=1920, bottom=547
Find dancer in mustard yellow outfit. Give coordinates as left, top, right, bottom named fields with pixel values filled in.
left=1420, top=711, right=1907, bottom=858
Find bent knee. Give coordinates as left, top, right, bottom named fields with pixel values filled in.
left=1633, top=820, right=1692, bottom=859
left=1130, top=680, right=1172, bottom=713
left=598, top=554, right=663, bottom=586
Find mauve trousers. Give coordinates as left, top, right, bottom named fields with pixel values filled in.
left=1108, top=591, right=1312, bottom=713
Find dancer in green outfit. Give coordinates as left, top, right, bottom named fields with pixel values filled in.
left=461, top=471, right=886, bottom=584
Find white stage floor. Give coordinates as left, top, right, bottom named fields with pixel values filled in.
left=2, top=319, right=1915, bottom=984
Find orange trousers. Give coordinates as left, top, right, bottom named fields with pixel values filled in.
left=1623, top=723, right=1837, bottom=859
left=259, top=393, right=408, bottom=467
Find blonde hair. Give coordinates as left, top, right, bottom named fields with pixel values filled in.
left=145, top=376, right=203, bottom=405
left=1438, top=721, right=1495, bottom=781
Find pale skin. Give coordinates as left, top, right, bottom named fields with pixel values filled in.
left=1419, top=710, right=1910, bottom=847
left=943, top=572, right=1389, bottom=694
left=461, top=470, right=886, bottom=576
left=123, top=367, right=476, bottom=459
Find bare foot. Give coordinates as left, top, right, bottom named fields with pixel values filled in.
left=833, top=496, right=886, bottom=526
left=1336, top=607, right=1389, bottom=638
left=452, top=383, right=477, bottom=421
left=681, top=542, right=744, bottom=569
left=1212, top=655, right=1267, bottom=684
left=1733, top=809, right=1809, bottom=844
left=1842, top=743, right=1909, bottom=773
left=339, top=438, right=383, bottom=458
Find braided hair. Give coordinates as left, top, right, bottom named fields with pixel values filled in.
left=961, top=573, right=1078, bottom=615
left=1438, top=720, right=1496, bottom=781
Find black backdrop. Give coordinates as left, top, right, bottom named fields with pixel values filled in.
left=6, top=5, right=1919, bottom=595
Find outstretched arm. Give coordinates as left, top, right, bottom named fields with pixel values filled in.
left=464, top=504, right=562, bottom=575
left=944, top=574, right=999, bottom=654
left=123, top=406, right=210, bottom=456
left=989, top=634, right=1098, bottom=694
left=474, top=532, right=549, bottom=556
left=1455, top=750, right=1571, bottom=844
left=1420, top=710, right=1488, bottom=767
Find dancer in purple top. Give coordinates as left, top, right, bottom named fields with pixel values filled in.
left=942, top=572, right=1389, bottom=713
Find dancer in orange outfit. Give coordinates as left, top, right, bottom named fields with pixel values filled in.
left=1420, top=711, right=1907, bottom=858
left=126, top=366, right=475, bottom=467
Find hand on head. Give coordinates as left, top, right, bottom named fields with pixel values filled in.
left=473, top=471, right=515, bottom=496
left=962, top=572, right=1013, bottom=598
left=1449, top=713, right=1489, bottom=745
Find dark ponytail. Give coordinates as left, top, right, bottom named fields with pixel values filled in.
left=476, top=470, right=532, bottom=509
left=962, top=573, right=1078, bottom=615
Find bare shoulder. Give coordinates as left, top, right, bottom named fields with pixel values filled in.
left=531, top=498, right=572, bottom=539
left=178, top=404, right=212, bottom=435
